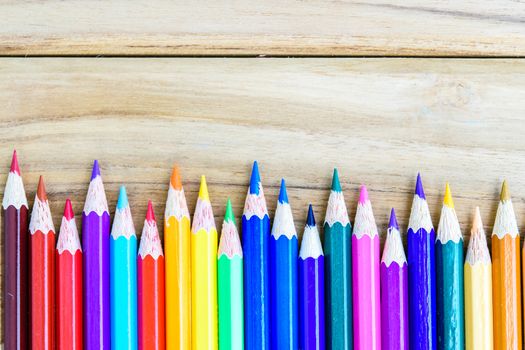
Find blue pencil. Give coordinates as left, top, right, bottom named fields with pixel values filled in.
left=270, top=179, right=298, bottom=349
left=110, top=186, right=138, bottom=350
left=243, top=161, right=271, bottom=350
left=407, top=173, right=437, bottom=350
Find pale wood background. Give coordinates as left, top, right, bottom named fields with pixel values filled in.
left=2, top=0, right=525, bottom=56
left=2, top=0, right=525, bottom=344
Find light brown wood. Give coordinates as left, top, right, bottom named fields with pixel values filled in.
left=1, top=57, right=524, bottom=240
left=2, top=1, right=525, bottom=56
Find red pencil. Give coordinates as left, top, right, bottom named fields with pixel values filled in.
left=138, top=201, right=165, bottom=350
left=30, top=176, right=56, bottom=349
left=56, top=199, right=83, bottom=349
left=2, top=150, right=29, bottom=349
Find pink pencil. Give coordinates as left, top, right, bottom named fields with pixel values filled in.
left=352, top=185, right=381, bottom=350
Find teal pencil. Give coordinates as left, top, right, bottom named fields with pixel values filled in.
left=110, top=186, right=138, bottom=349
left=324, top=169, right=352, bottom=349
left=436, top=184, right=464, bottom=350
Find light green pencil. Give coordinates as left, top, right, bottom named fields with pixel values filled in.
left=218, top=199, right=244, bottom=350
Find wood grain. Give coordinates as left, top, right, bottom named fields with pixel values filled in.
left=2, top=1, right=525, bottom=57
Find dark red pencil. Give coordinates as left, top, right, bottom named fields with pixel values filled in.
left=2, top=150, right=29, bottom=349
left=29, top=176, right=56, bottom=349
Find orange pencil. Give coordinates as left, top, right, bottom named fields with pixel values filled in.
left=30, top=177, right=55, bottom=349
left=138, top=201, right=166, bottom=350
left=492, top=181, right=522, bottom=350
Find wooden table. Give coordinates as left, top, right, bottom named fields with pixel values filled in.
left=2, top=0, right=525, bottom=342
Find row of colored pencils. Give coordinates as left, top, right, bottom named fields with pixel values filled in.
left=1, top=151, right=521, bottom=350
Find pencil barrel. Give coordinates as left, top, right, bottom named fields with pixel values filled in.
left=464, top=263, right=493, bottom=350
left=380, top=261, right=408, bottom=350
left=218, top=255, right=244, bottom=350
left=298, top=256, right=325, bottom=350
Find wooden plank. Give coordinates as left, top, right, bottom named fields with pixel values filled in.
left=1, top=57, right=524, bottom=241
left=2, top=1, right=525, bottom=56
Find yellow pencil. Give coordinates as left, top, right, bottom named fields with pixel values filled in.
left=165, top=166, right=192, bottom=349
left=191, top=176, right=218, bottom=349
left=464, top=207, right=493, bottom=350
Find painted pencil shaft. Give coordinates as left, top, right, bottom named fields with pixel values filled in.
left=191, top=176, right=218, bottom=350
left=380, top=263, right=408, bottom=350
left=83, top=161, right=111, bottom=349
left=56, top=199, right=83, bottom=350
left=380, top=209, right=408, bottom=350
left=492, top=182, right=522, bottom=350
left=270, top=180, right=298, bottom=349
left=298, top=256, right=325, bottom=350
left=30, top=177, right=56, bottom=349
left=352, top=186, right=380, bottom=350
left=464, top=264, right=492, bottom=350
left=407, top=175, right=437, bottom=350
left=324, top=169, right=352, bottom=350
left=218, top=199, right=244, bottom=350
left=138, top=201, right=166, bottom=350
left=492, top=235, right=522, bottom=350
left=165, top=167, right=191, bottom=350
left=110, top=187, right=138, bottom=350
left=218, top=256, right=244, bottom=350
left=3, top=151, right=29, bottom=350
left=435, top=242, right=464, bottom=349
left=243, top=162, right=270, bottom=350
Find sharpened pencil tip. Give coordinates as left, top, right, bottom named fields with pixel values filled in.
left=117, top=186, right=128, bottom=209
left=331, top=168, right=342, bottom=192
left=443, top=183, right=454, bottom=208
left=278, top=178, right=289, bottom=204
left=10, top=150, right=20, bottom=175
left=146, top=200, right=155, bottom=222
left=249, top=161, right=261, bottom=195
left=306, top=204, right=316, bottom=226
left=472, top=206, right=483, bottom=235
left=389, top=208, right=399, bottom=230
left=500, top=180, right=510, bottom=201
left=199, top=175, right=210, bottom=201
left=37, top=175, right=47, bottom=201
left=170, top=165, right=183, bottom=190
left=415, top=173, right=426, bottom=199
left=91, top=160, right=101, bottom=180
left=224, top=198, right=236, bottom=224
left=64, top=199, right=74, bottom=220
left=359, top=184, right=369, bottom=204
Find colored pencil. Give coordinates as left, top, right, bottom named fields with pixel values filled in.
left=435, top=184, right=464, bottom=350
left=464, top=207, right=492, bottom=350
left=2, top=150, right=29, bottom=350
left=82, top=160, right=111, bottom=349
left=138, top=200, right=166, bottom=350
left=492, top=181, right=522, bottom=350
left=191, top=176, right=218, bottom=349
left=298, top=204, right=325, bottom=350
left=242, top=161, right=271, bottom=350
left=352, top=185, right=380, bottom=349
left=218, top=198, right=244, bottom=350
left=110, top=186, right=138, bottom=350
left=380, top=208, right=408, bottom=350
left=30, top=176, right=56, bottom=349
left=407, top=173, right=437, bottom=350
left=164, top=166, right=191, bottom=350
left=323, top=168, right=352, bottom=349
left=56, top=199, right=83, bottom=349
left=270, top=179, right=299, bottom=349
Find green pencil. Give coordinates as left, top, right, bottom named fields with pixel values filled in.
left=324, top=169, right=353, bottom=349
left=218, top=199, right=244, bottom=350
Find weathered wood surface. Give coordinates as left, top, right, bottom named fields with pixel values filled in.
left=2, top=0, right=525, bottom=57
left=1, top=58, right=525, bottom=242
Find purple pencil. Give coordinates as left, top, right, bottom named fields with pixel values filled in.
left=380, top=208, right=408, bottom=350
left=298, top=205, right=325, bottom=350
left=83, top=160, right=111, bottom=349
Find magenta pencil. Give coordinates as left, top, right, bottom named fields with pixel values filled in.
left=352, top=185, right=381, bottom=350
left=380, top=208, right=408, bottom=350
